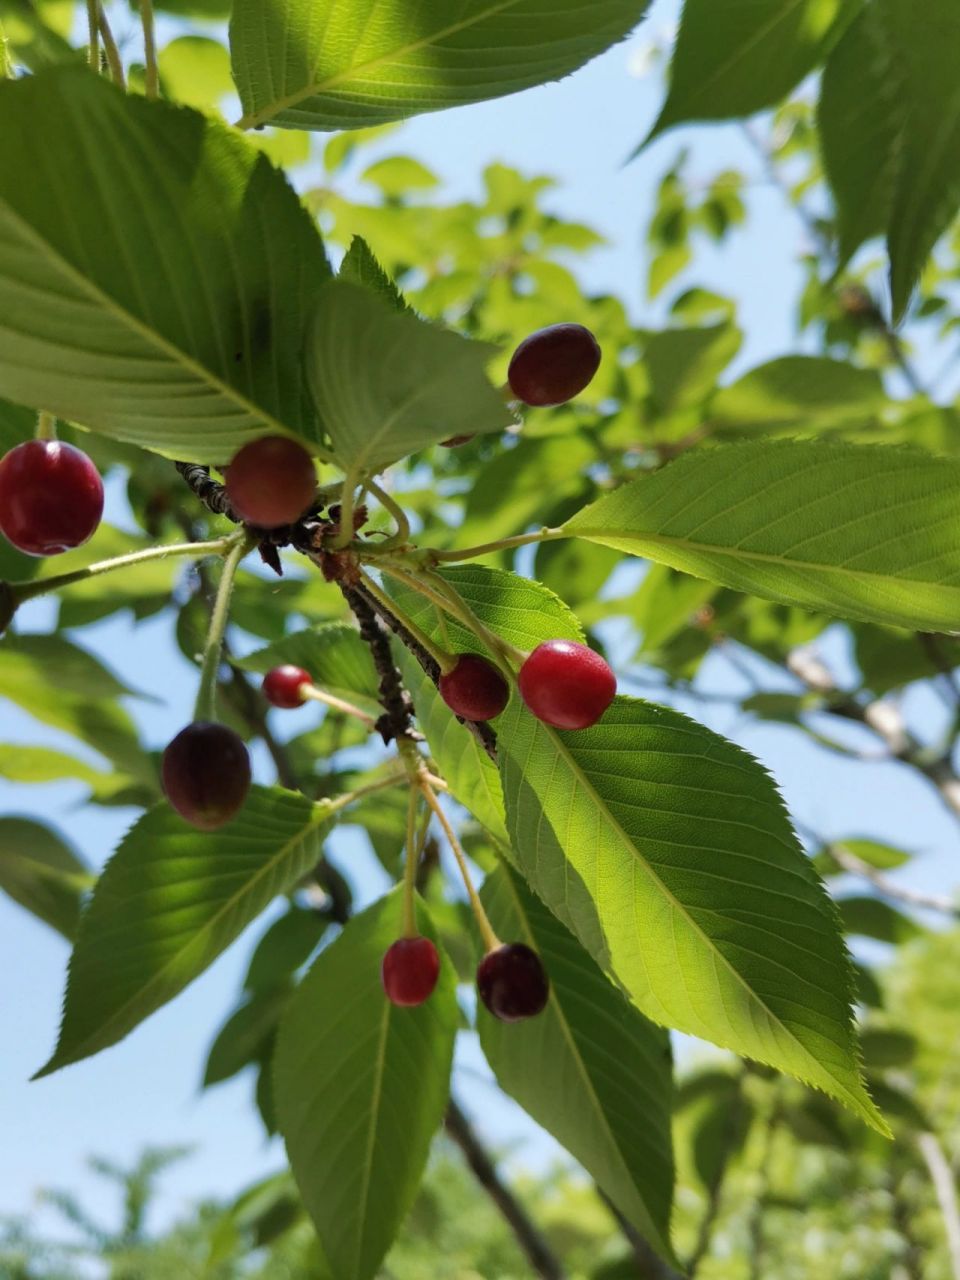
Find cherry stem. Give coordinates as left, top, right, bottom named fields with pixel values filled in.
left=10, top=535, right=241, bottom=607
left=194, top=533, right=255, bottom=723
left=418, top=774, right=500, bottom=954
left=331, top=466, right=360, bottom=550
left=365, top=477, right=411, bottom=550
left=35, top=411, right=56, bottom=442
left=356, top=569, right=457, bottom=674
left=421, top=526, right=566, bottom=564
left=140, top=0, right=158, bottom=98
left=300, top=682, right=376, bottom=729
left=401, top=785, right=419, bottom=938
left=85, top=0, right=98, bottom=70
left=97, top=5, right=125, bottom=88
left=325, top=766, right=410, bottom=814
left=0, top=20, right=12, bottom=78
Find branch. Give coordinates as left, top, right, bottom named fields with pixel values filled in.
left=826, top=842, right=958, bottom=916
left=598, top=1192, right=685, bottom=1280
left=919, top=1132, right=960, bottom=1280
left=444, top=1098, right=567, bottom=1280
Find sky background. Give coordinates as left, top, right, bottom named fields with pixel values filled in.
left=2, top=0, right=958, bottom=1249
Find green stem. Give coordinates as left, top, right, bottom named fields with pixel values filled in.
left=402, top=785, right=419, bottom=937
left=325, top=767, right=410, bottom=815
left=139, top=0, right=158, bottom=98
left=331, top=466, right=360, bottom=550
left=11, top=535, right=240, bottom=607
left=97, top=4, right=125, bottom=88
left=0, top=21, right=12, bottom=78
left=35, top=411, right=56, bottom=442
left=86, top=0, right=99, bottom=69
left=357, top=569, right=456, bottom=673
left=193, top=535, right=253, bottom=722
left=300, top=683, right=376, bottom=728
left=419, top=776, right=500, bottom=953
left=417, top=527, right=566, bottom=565
left=366, top=477, right=412, bottom=551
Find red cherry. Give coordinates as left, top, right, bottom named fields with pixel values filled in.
left=263, top=665, right=312, bottom=709
left=477, top=943, right=549, bottom=1022
left=518, top=639, right=616, bottom=730
left=507, top=324, right=601, bottom=407
left=438, top=654, right=510, bottom=722
left=224, top=436, right=316, bottom=528
left=161, top=722, right=251, bottom=830
left=0, top=440, right=104, bottom=556
left=381, top=937, right=441, bottom=1007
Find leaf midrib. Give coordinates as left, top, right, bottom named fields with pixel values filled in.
left=350, top=995, right=391, bottom=1277
left=40, top=802, right=331, bottom=1074
left=522, top=716, right=874, bottom=1122
left=0, top=200, right=320, bottom=457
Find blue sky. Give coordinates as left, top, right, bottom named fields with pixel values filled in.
left=2, top=0, right=957, bottom=1243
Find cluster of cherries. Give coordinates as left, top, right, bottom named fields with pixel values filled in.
left=0, top=322, right=605, bottom=1023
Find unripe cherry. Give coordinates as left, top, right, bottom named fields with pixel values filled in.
left=477, top=943, right=549, bottom=1022
left=507, top=323, right=601, bottom=407
left=381, top=937, right=441, bottom=1007
left=161, top=721, right=251, bottom=830
left=0, top=440, right=104, bottom=556
left=438, top=654, right=510, bottom=722
left=224, top=436, right=316, bottom=528
left=518, top=639, right=616, bottom=730
left=263, top=665, right=312, bottom=709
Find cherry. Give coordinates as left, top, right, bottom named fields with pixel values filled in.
left=263, top=664, right=312, bottom=709
left=477, top=943, right=549, bottom=1022
left=518, top=639, right=616, bottom=730
left=161, top=721, right=251, bottom=830
left=0, top=440, right=103, bottom=556
left=224, top=436, right=316, bottom=528
left=381, top=937, right=441, bottom=1007
left=507, top=323, right=601, bottom=407
left=438, top=654, right=510, bottom=722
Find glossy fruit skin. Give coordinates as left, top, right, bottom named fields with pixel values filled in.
left=0, top=440, right=104, bottom=556
left=224, top=436, right=316, bottom=528
left=161, top=722, right=251, bottom=831
left=263, top=665, right=312, bottom=709
left=477, top=943, right=549, bottom=1022
left=438, top=654, right=510, bottom=722
left=507, top=323, right=601, bottom=407
left=518, top=639, right=616, bottom=730
left=382, top=937, right=441, bottom=1007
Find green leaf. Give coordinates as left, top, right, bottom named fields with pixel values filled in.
left=0, top=0, right=80, bottom=70
left=826, top=839, right=913, bottom=873
left=565, top=440, right=960, bottom=632
left=236, top=622, right=382, bottom=716
left=882, top=0, right=960, bottom=319
left=305, top=282, right=512, bottom=473
left=231, top=0, right=652, bottom=132
left=244, top=907, right=329, bottom=992
left=203, top=987, right=289, bottom=1086
left=273, top=889, right=458, bottom=1280
left=497, top=694, right=886, bottom=1132
left=644, top=324, right=741, bottom=414
left=158, top=35, right=234, bottom=111
left=711, top=357, right=885, bottom=435
left=36, top=786, right=334, bottom=1076
left=0, top=744, right=107, bottom=790
left=361, top=156, right=440, bottom=199
left=817, top=8, right=897, bottom=264
left=0, top=68, right=330, bottom=464
left=338, top=237, right=411, bottom=314
left=647, top=0, right=856, bottom=140
left=0, top=817, right=90, bottom=939
left=860, top=1027, right=917, bottom=1068
left=838, top=896, right=924, bottom=944
left=478, top=866, right=676, bottom=1263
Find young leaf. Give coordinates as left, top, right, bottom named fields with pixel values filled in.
left=497, top=695, right=886, bottom=1133
left=565, top=440, right=960, bottom=632
left=0, top=817, right=91, bottom=939
left=0, top=68, right=330, bottom=464
left=881, top=0, right=960, bottom=319
left=273, top=889, right=458, bottom=1280
left=305, top=282, right=513, bottom=474
left=478, top=865, right=677, bottom=1264
left=339, top=237, right=412, bottom=314
left=645, top=0, right=856, bottom=141
left=231, top=0, right=652, bottom=132
left=236, top=623, right=382, bottom=716
left=203, top=987, right=289, bottom=1086
left=36, top=787, right=334, bottom=1076
left=244, top=907, right=329, bottom=992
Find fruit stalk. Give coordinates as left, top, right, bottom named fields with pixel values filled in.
left=356, top=569, right=456, bottom=673
left=418, top=776, right=500, bottom=954
left=140, top=0, right=158, bottom=98
left=194, top=533, right=254, bottom=723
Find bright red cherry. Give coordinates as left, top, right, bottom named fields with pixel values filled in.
left=161, top=721, right=251, bottom=830
left=263, top=664, right=312, bottom=709
left=224, top=436, right=316, bottom=528
left=382, top=937, right=441, bottom=1007
left=477, top=943, right=549, bottom=1022
left=438, top=654, right=510, bottom=722
left=518, top=639, right=616, bottom=730
left=507, top=324, right=601, bottom=407
left=0, top=440, right=103, bottom=556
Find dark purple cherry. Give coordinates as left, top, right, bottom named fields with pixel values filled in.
left=518, top=639, right=616, bottom=730
left=507, top=324, right=601, bottom=407
left=382, top=937, right=441, bottom=1007
left=477, top=943, right=549, bottom=1022
left=263, top=664, right=312, bottom=709
left=438, top=654, right=510, bottom=722
left=0, top=440, right=104, bottom=556
left=161, top=722, right=251, bottom=830
left=224, top=436, right=316, bottom=528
